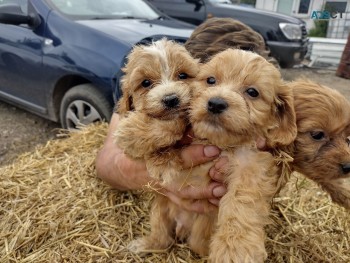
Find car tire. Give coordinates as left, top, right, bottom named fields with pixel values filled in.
left=60, top=84, right=113, bottom=129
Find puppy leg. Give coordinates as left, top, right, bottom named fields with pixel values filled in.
left=209, top=149, right=278, bottom=263
left=188, top=213, right=216, bottom=257
left=128, top=195, right=175, bottom=253
left=114, top=112, right=186, bottom=159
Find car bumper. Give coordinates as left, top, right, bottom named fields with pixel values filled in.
left=267, top=40, right=309, bottom=68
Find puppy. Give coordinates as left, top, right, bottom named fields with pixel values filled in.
left=114, top=39, right=199, bottom=250
left=184, top=17, right=278, bottom=67
left=287, top=80, right=350, bottom=209
left=184, top=48, right=296, bottom=262
left=123, top=48, right=296, bottom=261
left=184, top=19, right=350, bottom=210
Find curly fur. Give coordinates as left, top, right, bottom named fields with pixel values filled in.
left=185, top=49, right=296, bottom=262
left=287, top=80, right=350, bottom=209
left=113, top=39, right=201, bottom=252
left=118, top=47, right=296, bottom=262
left=185, top=18, right=350, bottom=211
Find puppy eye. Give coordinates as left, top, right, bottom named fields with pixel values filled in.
left=207, top=77, right=216, bottom=85
left=346, top=136, right=350, bottom=146
left=141, top=79, right=152, bottom=88
left=310, top=131, right=325, bottom=141
left=245, top=87, right=259, bottom=98
left=178, top=73, right=188, bottom=80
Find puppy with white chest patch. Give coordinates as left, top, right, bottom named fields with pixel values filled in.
left=114, top=39, right=200, bottom=251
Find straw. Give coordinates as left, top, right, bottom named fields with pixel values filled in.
left=0, top=123, right=349, bottom=262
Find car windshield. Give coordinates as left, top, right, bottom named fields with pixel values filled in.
left=49, top=0, right=160, bottom=20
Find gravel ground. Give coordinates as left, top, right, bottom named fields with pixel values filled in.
left=0, top=67, right=349, bottom=166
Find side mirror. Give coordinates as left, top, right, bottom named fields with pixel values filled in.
left=0, top=4, right=41, bottom=28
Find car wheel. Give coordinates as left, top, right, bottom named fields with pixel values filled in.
left=60, top=84, right=113, bottom=129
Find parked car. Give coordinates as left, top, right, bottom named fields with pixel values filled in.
left=147, top=0, right=309, bottom=68
left=0, top=0, right=194, bottom=129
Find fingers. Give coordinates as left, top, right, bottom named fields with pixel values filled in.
left=209, top=156, right=229, bottom=183
left=181, top=144, right=221, bottom=168
left=163, top=181, right=227, bottom=214
left=167, top=182, right=225, bottom=200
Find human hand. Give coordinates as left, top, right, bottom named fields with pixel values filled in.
left=162, top=135, right=268, bottom=213
left=163, top=144, right=229, bottom=214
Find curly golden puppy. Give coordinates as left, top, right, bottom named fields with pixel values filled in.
left=288, top=80, right=350, bottom=209
left=181, top=48, right=296, bottom=262
left=185, top=20, right=350, bottom=211
left=114, top=39, right=199, bottom=251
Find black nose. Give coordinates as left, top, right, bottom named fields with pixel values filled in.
left=341, top=163, right=350, bottom=174
left=162, top=94, right=180, bottom=109
left=207, top=97, right=228, bottom=114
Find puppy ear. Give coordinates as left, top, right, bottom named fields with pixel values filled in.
left=267, top=84, right=297, bottom=147
left=116, top=77, right=134, bottom=115
left=116, top=93, right=133, bottom=115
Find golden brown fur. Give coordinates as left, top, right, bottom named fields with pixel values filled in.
left=114, top=39, right=200, bottom=252
left=115, top=41, right=297, bottom=261
left=121, top=48, right=296, bottom=262
left=185, top=19, right=350, bottom=211
left=184, top=49, right=296, bottom=262
left=115, top=39, right=198, bottom=166
left=287, top=80, right=350, bottom=209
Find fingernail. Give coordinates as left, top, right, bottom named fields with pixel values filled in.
left=213, top=186, right=226, bottom=198
left=204, top=145, right=220, bottom=157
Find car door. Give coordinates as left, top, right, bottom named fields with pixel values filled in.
left=0, top=0, right=47, bottom=114
left=148, top=0, right=206, bottom=25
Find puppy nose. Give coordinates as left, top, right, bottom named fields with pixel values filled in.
left=207, top=97, right=228, bottom=114
left=341, top=163, right=350, bottom=174
left=162, top=94, right=180, bottom=108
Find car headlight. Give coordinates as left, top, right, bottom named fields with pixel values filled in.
left=279, top=23, right=302, bottom=40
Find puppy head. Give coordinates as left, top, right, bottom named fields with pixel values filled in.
left=185, top=17, right=268, bottom=63
left=290, top=80, right=350, bottom=182
left=117, top=39, right=199, bottom=120
left=189, top=49, right=296, bottom=148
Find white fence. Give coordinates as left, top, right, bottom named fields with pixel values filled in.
left=307, top=37, right=347, bottom=68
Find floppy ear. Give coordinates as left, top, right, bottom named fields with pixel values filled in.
left=267, top=84, right=297, bottom=147
left=116, top=77, right=134, bottom=115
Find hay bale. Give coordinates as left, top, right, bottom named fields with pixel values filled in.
left=0, top=123, right=349, bottom=262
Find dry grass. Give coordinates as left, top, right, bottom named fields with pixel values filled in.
left=0, top=123, right=349, bottom=262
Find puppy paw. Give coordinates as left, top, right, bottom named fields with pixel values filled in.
left=127, top=236, right=174, bottom=254
left=127, top=238, right=150, bottom=254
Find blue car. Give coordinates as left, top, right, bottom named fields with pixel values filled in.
left=0, top=0, right=194, bottom=128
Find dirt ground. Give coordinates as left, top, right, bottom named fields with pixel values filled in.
left=1, top=67, right=350, bottom=166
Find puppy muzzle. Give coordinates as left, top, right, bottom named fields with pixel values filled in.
left=162, top=93, right=180, bottom=109
left=207, top=97, right=228, bottom=114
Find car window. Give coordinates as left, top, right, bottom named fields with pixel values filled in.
left=50, top=0, right=159, bottom=20
left=0, top=0, right=27, bottom=14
